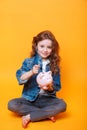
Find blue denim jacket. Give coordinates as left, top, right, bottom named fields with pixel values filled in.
left=16, top=54, right=61, bottom=101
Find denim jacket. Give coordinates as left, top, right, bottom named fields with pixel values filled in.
left=16, top=54, right=61, bottom=101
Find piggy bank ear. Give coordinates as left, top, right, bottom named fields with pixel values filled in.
left=48, top=71, right=52, bottom=75
left=38, top=72, right=43, bottom=77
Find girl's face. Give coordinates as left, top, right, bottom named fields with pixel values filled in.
left=37, top=39, right=52, bottom=59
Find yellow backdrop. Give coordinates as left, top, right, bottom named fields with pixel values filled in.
left=0, top=0, right=87, bottom=130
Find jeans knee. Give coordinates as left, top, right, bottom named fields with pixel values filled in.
left=61, top=100, right=67, bottom=112
left=8, top=100, right=12, bottom=110
left=7, top=99, right=16, bottom=111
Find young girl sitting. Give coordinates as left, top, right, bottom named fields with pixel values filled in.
left=8, top=30, right=67, bottom=128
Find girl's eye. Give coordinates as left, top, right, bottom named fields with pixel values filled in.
left=40, top=45, right=44, bottom=48
left=47, top=46, right=52, bottom=49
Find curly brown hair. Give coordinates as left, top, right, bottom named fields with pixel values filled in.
left=30, top=30, right=61, bottom=74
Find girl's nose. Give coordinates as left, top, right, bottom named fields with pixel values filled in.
left=44, top=48, right=47, bottom=51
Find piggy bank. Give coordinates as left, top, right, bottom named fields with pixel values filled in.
left=36, top=71, right=53, bottom=90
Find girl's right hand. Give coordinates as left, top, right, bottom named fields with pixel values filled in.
left=32, top=64, right=40, bottom=74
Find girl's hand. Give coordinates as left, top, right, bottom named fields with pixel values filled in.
left=32, top=64, right=40, bottom=74
left=40, top=83, right=53, bottom=91
left=47, top=83, right=54, bottom=91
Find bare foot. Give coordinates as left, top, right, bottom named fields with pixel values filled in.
left=22, top=114, right=30, bottom=128
left=49, top=116, right=56, bottom=122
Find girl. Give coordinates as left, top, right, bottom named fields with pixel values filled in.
left=8, top=30, right=67, bottom=128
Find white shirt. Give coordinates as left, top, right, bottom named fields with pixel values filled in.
left=42, top=59, right=50, bottom=72
left=39, top=59, right=50, bottom=94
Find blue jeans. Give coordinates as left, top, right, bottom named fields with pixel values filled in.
left=8, top=95, right=66, bottom=121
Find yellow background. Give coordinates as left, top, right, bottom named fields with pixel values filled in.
left=0, top=0, right=87, bottom=130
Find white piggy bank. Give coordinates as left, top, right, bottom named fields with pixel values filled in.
left=36, top=71, right=53, bottom=90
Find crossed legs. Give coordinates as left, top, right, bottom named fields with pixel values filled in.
left=8, top=96, right=66, bottom=128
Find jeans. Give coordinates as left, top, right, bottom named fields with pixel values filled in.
left=8, top=95, right=67, bottom=121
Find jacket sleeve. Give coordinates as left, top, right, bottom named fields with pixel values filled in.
left=46, top=71, right=61, bottom=95
left=16, top=58, right=32, bottom=85
left=52, top=71, right=61, bottom=91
